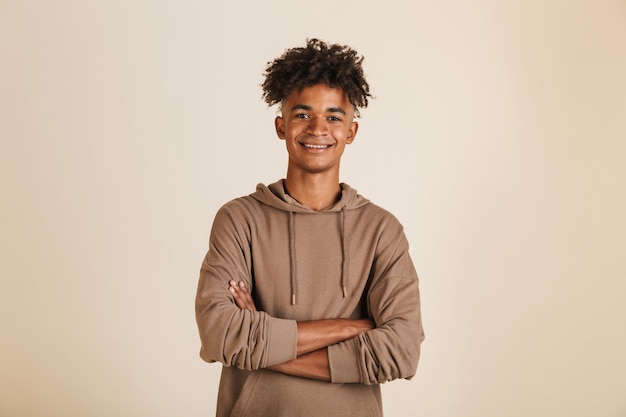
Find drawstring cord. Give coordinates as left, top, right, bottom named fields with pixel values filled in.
left=288, top=206, right=348, bottom=305
left=340, top=205, right=348, bottom=298
left=288, top=211, right=297, bottom=305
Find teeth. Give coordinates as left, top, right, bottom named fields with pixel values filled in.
left=304, top=144, right=329, bottom=149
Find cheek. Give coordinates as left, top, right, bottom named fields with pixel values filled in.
left=336, top=127, right=353, bottom=141
left=285, top=124, right=304, bottom=137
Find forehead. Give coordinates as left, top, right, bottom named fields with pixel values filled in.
left=283, top=84, right=352, bottom=110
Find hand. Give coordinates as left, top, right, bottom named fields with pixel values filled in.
left=229, top=280, right=257, bottom=311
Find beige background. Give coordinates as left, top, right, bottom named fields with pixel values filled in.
left=1, top=1, right=625, bottom=416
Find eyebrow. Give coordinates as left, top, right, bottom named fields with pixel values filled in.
left=290, top=104, right=347, bottom=115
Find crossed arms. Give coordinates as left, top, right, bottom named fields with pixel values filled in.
left=197, top=204, right=424, bottom=384
left=228, top=280, right=374, bottom=381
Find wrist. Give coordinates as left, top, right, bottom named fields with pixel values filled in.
left=341, top=318, right=373, bottom=340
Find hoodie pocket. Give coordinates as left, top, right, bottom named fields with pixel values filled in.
left=228, top=370, right=382, bottom=417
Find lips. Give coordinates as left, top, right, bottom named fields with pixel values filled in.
left=301, top=142, right=333, bottom=149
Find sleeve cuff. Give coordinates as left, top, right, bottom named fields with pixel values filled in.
left=266, top=317, right=298, bottom=366
left=328, top=338, right=362, bottom=383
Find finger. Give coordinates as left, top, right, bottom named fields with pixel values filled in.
left=239, top=290, right=255, bottom=310
left=230, top=287, right=250, bottom=310
left=236, top=282, right=256, bottom=310
left=230, top=283, right=255, bottom=310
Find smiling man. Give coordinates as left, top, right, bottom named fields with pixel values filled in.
left=276, top=84, right=357, bottom=210
left=195, top=39, right=425, bottom=417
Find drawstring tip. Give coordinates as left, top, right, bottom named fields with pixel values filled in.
left=291, top=293, right=296, bottom=305
left=342, top=286, right=347, bottom=298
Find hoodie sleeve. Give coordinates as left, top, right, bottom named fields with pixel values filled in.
left=195, top=203, right=298, bottom=369
left=328, top=220, right=425, bottom=385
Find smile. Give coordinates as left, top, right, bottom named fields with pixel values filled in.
left=302, top=143, right=332, bottom=149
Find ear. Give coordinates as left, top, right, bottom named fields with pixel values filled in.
left=346, top=121, right=358, bottom=144
left=275, top=116, right=285, bottom=139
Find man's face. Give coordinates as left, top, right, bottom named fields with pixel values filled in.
left=275, top=84, right=358, bottom=177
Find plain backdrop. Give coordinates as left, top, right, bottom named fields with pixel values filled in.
left=1, top=1, right=625, bottom=416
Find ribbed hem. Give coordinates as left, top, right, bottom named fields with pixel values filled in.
left=266, top=318, right=298, bottom=367
left=328, top=338, right=361, bottom=383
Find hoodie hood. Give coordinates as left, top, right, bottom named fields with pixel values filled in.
left=250, top=179, right=370, bottom=304
left=250, top=179, right=370, bottom=213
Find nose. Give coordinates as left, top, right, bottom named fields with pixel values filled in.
left=306, top=116, right=328, bottom=136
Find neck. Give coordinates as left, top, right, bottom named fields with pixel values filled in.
left=284, top=171, right=341, bottom=212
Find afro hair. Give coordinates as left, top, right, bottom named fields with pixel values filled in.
left=261, top=39, right=372, bottom=117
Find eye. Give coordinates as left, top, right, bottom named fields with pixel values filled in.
left=328, top=115, right=342, bottom=122
left=295, top=113, right=310, bottom=119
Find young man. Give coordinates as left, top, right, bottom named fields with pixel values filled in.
left=196, top=39, right=424, bottom=417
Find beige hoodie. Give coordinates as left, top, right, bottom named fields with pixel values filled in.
left=196, top=180, right=424, bottom=417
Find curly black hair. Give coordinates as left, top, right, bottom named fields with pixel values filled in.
left=261, top=39, right=372, bottom=117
